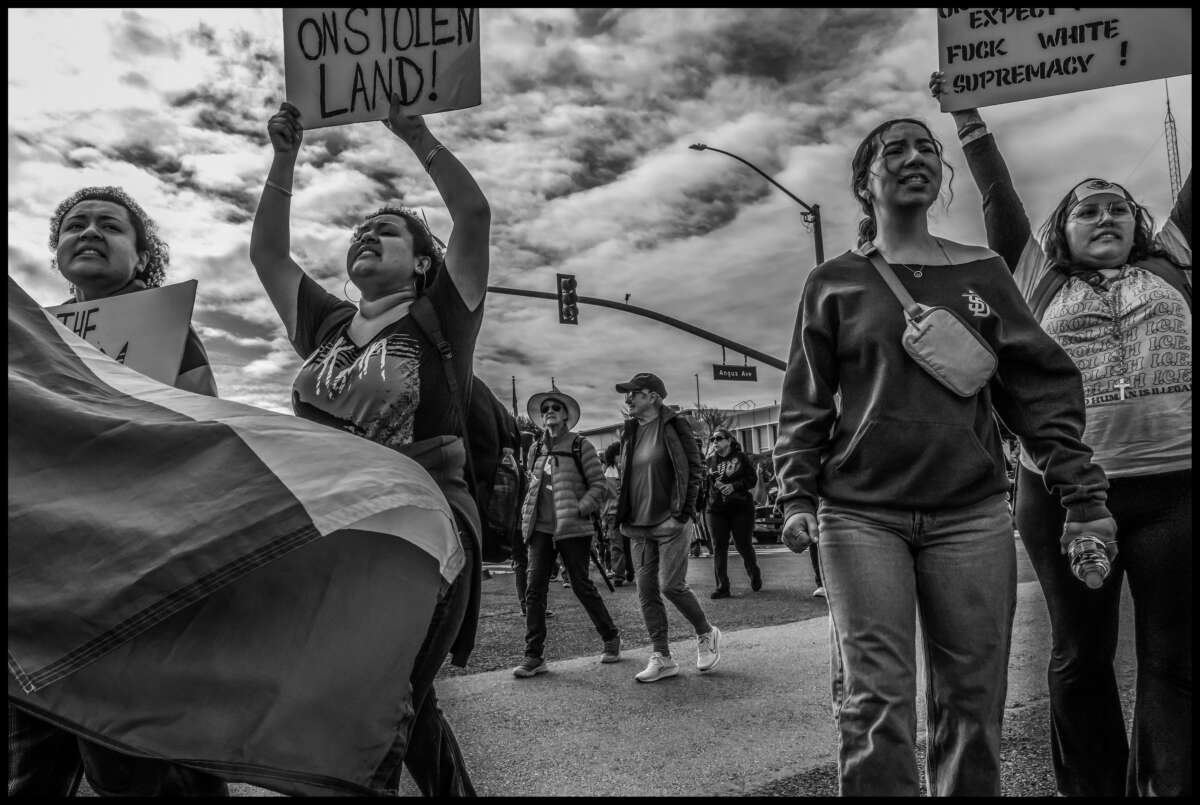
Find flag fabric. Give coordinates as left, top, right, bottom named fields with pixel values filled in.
left=7, top=276, right=465, bottom=795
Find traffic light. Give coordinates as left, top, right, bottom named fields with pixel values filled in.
left=556, top=273, right=578, bottom=325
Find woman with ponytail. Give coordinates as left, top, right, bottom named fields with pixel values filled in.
left=772, top=118, right=1116, bottom=796
left=250, top=92, right=490, bottom=796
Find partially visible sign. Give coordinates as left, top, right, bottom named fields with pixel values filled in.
left=283, top=8, right=482, bottom=130
left=714, top=364, right=758, bottom=382
left=45, top=281, right=196, bottom=386
left=936, top=8, right=1191, bottom=111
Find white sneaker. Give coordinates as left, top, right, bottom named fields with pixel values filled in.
left=697, top=626, right=722, bottom=672
left=635, top=651, right=679, bottom=683
left=812, top=586, right=826, bottom=598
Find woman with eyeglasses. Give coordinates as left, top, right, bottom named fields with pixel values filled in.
left=932, top=73, right=1192, bottom=798
left=250, top=92, right=490, bottom=796
left=511, top=389, right=621, bottom=678
left=705, top=430, right=762, bottom=598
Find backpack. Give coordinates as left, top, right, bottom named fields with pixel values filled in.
left=1028, top=255, right=1192, bottom=321
left=409, top=296, right=525, bottom=563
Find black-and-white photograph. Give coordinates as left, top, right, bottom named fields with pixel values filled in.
left=8, top=8, right=1191, bottom=798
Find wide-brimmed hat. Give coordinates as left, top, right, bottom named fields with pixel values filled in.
left=527, top=387, right=581, bottom=429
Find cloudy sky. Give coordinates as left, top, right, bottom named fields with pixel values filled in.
left=9, top=8, right=1192, bottom=431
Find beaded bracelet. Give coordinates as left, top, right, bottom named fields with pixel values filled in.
left=422, top=143, right=446, bottom=171
left=265, top=179, right=293, bottom=197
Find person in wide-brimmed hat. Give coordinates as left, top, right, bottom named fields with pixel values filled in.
left=512, top=387, right=621, bottom=678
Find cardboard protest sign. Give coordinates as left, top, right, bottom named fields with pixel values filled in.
left=282, top=8, right=481, bottom=130
left=44, top=280, right=196, bottom=386
left=936, top=8, right=1191, bottom=111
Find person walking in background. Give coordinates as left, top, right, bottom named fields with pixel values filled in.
left=613, top=373, right=721, bottom=683
left=705, top=429, right=762, bottom=599
left=512, top=388, right=621, bottom=678
left=600, top=442, right=631, bottom=586
left=773, top=117, right=1117, bottom=796
left=8, top=186, right=226, bottom=798
left=933, top=72, right=1192, bottom=797
left=249, top=94, right=489, bottom=796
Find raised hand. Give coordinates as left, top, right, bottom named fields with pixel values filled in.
left=382, top=92, right=431, bottom=146
left=267, top=102, right=304, bottom=156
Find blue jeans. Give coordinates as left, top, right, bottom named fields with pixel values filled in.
left=819, top=494, right=1015, bottom=796
left=630, top=523, right=712, bottom=655
left=1016, top=466, right=1192, bottom=797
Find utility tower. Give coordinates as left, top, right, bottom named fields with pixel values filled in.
left=1164, top=80, right=1182, bottom=204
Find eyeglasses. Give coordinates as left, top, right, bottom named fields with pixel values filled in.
left=1068, top=201, right=1137, bottom=224
left=624, top=389, right=649, bottom=399
left=540, top=402, right=565, bottom=414
left=710, top=435, right=728, bottom=443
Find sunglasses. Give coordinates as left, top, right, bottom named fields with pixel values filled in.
left=710, top=435, right=728, bottom=442
left=540, top=402, right=565, bottom=414
left=1068, top=201, right=1137, bottom=224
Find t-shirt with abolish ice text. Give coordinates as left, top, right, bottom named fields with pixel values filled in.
left=288, top=270, right=482, bottom=452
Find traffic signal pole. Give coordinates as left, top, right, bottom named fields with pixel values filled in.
left=486, top=285, right=786, bottom=371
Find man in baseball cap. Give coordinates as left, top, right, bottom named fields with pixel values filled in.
left=612, top=370, right=722, bottom=683
left=614, top=372, right=667, bottom=399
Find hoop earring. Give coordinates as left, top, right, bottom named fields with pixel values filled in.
left=343, top=279, right=361, bottom=304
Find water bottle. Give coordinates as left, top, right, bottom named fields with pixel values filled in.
left=500, top=447, right=518, bottom=472
left=1067, top=534, right=1111, bottom=589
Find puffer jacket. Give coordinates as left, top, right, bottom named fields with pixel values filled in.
left=520, top=431, right=606, bottom=543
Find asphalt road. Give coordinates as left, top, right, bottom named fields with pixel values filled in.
left=80, top=535, right=1137, bottom=797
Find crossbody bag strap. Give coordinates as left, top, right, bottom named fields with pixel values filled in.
left=861, top=241, right=924, bottom=320
left=408, top=294, right=477, bottom=488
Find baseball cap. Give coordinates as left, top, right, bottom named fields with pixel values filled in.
left=614, top=372, right=667, bottom=399
left=1069, top=178, right=1132, bottom=206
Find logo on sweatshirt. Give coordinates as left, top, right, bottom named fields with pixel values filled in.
left=962, top=289, right=991, bottom=318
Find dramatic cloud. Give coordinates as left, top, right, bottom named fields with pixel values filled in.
left=8, top=9, right=1192, bottom=430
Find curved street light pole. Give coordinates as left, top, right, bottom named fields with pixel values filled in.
left=689, top=143, right=824, bottom=265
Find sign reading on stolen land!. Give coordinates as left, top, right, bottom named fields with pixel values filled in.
left=283, top=8, right=481, bottom=130
left=936, top=8, right=1190, bottom=111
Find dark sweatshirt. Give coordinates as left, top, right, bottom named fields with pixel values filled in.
left=773, top=247, right=1111, bottom=524
left=706, top=449, right=756, bottom=513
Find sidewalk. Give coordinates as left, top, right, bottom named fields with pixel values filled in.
left=396, top=575, right=1136, bottom=796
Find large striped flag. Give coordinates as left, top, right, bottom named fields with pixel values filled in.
left=7, top=276, right=465, bottom=795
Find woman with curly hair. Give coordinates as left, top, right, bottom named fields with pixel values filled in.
left=8, top=187, right=223, bottom=796
left=933, top=71, right=1192, bottom=797
left=704, top=429, right=761, bottom=598
left=250, top=91, right=490, bottom=796
left=47, top=185, right=217, bottom=397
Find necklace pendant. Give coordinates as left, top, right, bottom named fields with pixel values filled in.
left=913, top=270, right=923, bottom=278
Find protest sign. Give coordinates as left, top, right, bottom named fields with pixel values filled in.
left=282, top=8, right=481, bottom=130
left=45, top=280, right=196, bottom=386
left=936, top=8, right=1191, bottom=111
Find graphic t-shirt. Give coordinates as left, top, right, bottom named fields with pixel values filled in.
left=289, top=271, right=482, bottom=452
left=1029, top=267, right=1191, bottom=476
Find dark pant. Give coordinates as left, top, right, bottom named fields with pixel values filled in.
left=510, top=528, right=528, bottom=611
left=707, top=506, right=759, bottom=593
left=1016, top=466, right=1192, bottom=797
left=7, top=704, right=229, bottom=797
left=379, top=536, right=476, bottom=797
left=524, top=532, right=618, bottom=658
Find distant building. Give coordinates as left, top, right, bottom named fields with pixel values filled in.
left=578, top=402, right=781, bottom=457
